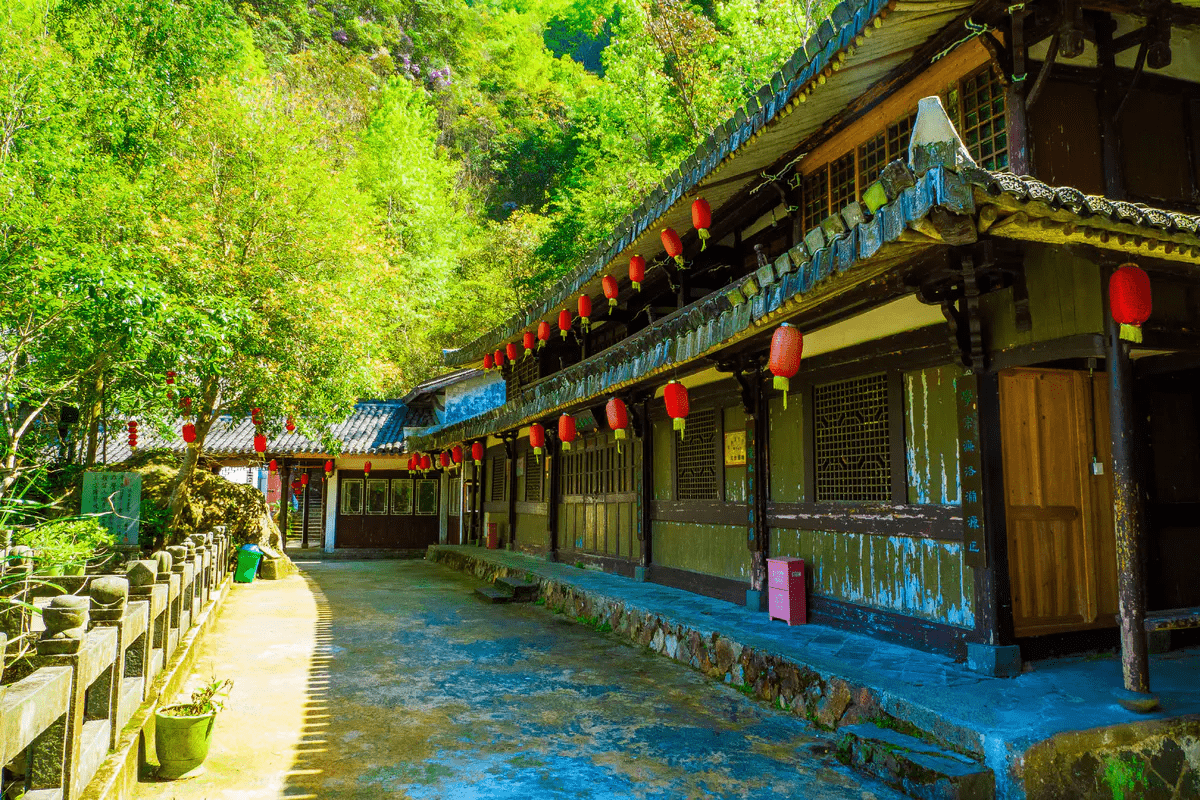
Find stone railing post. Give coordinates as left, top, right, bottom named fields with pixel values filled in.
left=157, top=548, right=182, bottom=659
left=90, top=576, right=147, bottom=750
left=127, top=559, right=163, bottom=697
left=166, top=545, right=189, bottom=636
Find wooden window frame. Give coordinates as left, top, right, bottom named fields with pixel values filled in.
left=364, top=478, right=389, bottom=515
left=390, top=478, right=414, bottom=515
left=415, top=479, right=439, bottom=516
left=672, top=405, right=724, bottom=502
left=340, top=479, right=363, bottom=515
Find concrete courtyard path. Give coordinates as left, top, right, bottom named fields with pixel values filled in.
left=133, top=559, right=903, bottom=800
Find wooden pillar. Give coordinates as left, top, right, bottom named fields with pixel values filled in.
left=1095, top=13, right=1125, bottom=199
left=1108, top=313, right=1158, bottom=710
left=505, top=434, right=517, bottom=549
left=547, top=437, right=560, bottom=561
left=637, top=397, right=653, bottom=579
left=278, top=459, right=289, bottom=552
left=301, top=469, right=311, bottom=549
left=1005, top=8, right=1031, bottom=175
left=970, top=371, right=1016, bottom=646
left=746, top=367, right=769, bottom=609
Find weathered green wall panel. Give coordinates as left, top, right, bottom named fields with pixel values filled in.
left=771, top=529, right=974, bottom=628
left=652, top=521, right=751, bottom=581
left=980, top=243, right=1103, bottom=351
left=652, top=419, right=674, bottom=501
left=904, top=364, right=963, bottom=505
left=767, top=395, right=805, bottom=501
left=723, top=405, right=747, bottom=502
left=516, top=512, right=548, bottom=548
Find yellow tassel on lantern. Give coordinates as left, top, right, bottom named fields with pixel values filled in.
left=673, top=417, right=686, bottom=440
left=698, top=229, right=710, bottom=250
left=774, top=375, right=790, bottom=410
left=1119, top=323, right=1143, bottom=343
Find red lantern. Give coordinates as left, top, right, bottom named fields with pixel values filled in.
left=301, top=473, right=310, bottom=487
left=127, top=420, right=137, bottom=431
left=364, top=460, right=372, bottom=477
left=529, top=423, right=545, bottom=458
left=494, top=348, right=505, bottom=367
left=440, top=451, right=450, bottom=469
left=578, top=294, right=592, bottom=332
left=269, top=459, right=277, bottom=474
left=420, top=454, right=431, bottom=471
left=1110, top=263, right=1152, bottom=343
left=324, top=459, right=334, bottom=478
left=452, top=444, right=464, bottom=465
left=664, top=381, right=689, bottom=439
left=506, top=341, right=519, bottom=363
left=602, top=275, right=618, bottom=314
left=182, top=422, right=197, bottom=444
left=768, top=323, right=804, bottom=409
left=629, top=255, right=646, bottom=291
left=537, top=320, right=551, bottom=350
left=691, top=197, right=712, bottom=250
left=165, top=371, right=175, bottom=385
left=291, top=480, right=301, bottom=496
left=606, top=397, right=629, bottom=441
left=285, top=416, right=295, bottom=433
left=472, top=441, right=484, bottom=466
left=661, top=228, right=685, bottom=267
left=558, top=413, right=576, bottom=452
left=558, top=309, right=572, bottom=339
left=253, top=433, right=267, bottom=454
left=483, top=352, right=494, bottom=370
left=523, top=331, right=535, bottom=357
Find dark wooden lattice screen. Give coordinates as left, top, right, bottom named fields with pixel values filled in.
left=676, top=408, right=719, bottom=501
left=814, top=374, right=891, bottom=502
left=958, top=66, right=1007, bottom=170
left=524, top=451, right=542, bottom=501
left=802, top=166, right=830, bottom=232
left=490, top=455, right=507, bottom=501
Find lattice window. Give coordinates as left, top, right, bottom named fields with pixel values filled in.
left=490, top=455, right=506, bottom=501
left=829, top=151, right=857, bottom=214
left=886, top=114, right=914, bottom=162
left=858, top=132, right=888, bottom=187
left=524, top=451, right=543, bottom=501
left=676, top=408, right=719, bottom=501
left=958, top=66, right=1007, bottom=171
left=814, top=374, right=891, bottom=502
left=802, top=166, right=829, bottom=233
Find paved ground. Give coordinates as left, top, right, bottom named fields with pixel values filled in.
left=134, top=559, right=902, bottom=800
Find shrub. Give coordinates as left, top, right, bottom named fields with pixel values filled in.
left=15, top=517, right=116, bottom=571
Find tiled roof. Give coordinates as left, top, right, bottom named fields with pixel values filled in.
left=407, top=162, right=1200, bottom=453
left=442, top=0, right=976, bottom=368
left=100, top=401, right=411, bottom=463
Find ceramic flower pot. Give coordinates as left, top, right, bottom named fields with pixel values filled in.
left=154, top=706, right=217, bottom=779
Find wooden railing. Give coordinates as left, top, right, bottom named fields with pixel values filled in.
left=0, top=531, right=232, bottom=800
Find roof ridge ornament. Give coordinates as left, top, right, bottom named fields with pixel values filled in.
left=908, top=96, right=976, bottom=177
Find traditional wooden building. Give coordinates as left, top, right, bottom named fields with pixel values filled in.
left=406, top=0, right=1200, bottom=706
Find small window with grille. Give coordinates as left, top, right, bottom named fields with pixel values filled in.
left=886, top=114, right=914, bottom=163
left=958, top=66, right=1007, bottom=171
left=802, top=166, right=829, bottom=233
left=858, top=132, right=888, bottom=187
left=676, top=407, right=719, bottom=501
left=814, top=374, right=891, bottom=502
left=490, top=455, right=507, bottom=501
left=524, top=451, right=543, bottom=501
left=829, top=152, right=857, bottom=214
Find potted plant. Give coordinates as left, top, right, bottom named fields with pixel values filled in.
left=154, top=679, right=233, bottom=779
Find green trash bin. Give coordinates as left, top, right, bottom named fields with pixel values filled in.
left=234, top=544, right=263, bottom=584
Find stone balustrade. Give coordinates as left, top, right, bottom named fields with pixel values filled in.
left=0, top=531, right=233, bottom=800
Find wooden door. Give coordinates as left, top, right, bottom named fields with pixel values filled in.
left=999, top=368, right=1119, bottom=637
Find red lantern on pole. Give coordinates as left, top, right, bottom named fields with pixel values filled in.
left=1110, top=263, right=1152, bottom=343
left=523, top=331, right=536, bottom=357
left=606, top=397, right=629, bottom=441
left=769, top=323, right=804, bottom=409
left=537, top=320, right=551, bottom=350
left=324, top=459, right=334, bottom=478
left=364, top=460, right=372, bottom=477
left=440, top=451, right=450, bottom=469
left=506, top=342, right=519, bottom=363
left=629, top=255, right=646, bottom=291
left=661, top=228, right=685, bottom=267
left=483, top=352, right=494, bottom=370
left=558, top=309, right=572, bottom=339
left=182, top=423, right=197, bottom=444
left=301, top=473, right=310, bottom=487
left=452, top=444, right=464, bottom=465
left=664, top=381, right=689, bottom=439
left=602, top=275, right=618, bottom=314
left=253, top=433, right=267, bottom=454
left=558, top=413, right=576, bottom=452
left=578, top=294, right=592, bottom=332
left=691, top=197, right=712, bottom=250
left=494, top=348, right=505, bottom=368
left=529, top=423, right=545, bottom=458
left=472, top=441, right=484, bottom=466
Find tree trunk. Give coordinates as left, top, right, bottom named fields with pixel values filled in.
left=167, top=377, right=221, bottom=532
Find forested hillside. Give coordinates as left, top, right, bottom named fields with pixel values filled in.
left=0, top=0, right=834, bottom=493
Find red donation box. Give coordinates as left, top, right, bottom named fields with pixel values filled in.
left=487, top=522, right=498, bottom=550
left=767, top=557, right=806, bottom=625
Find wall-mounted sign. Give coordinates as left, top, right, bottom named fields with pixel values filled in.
left=81, top=472, right=141, bottom=546
left=575, top=408, right=599, bottom=434
left=724, top=430, right=747, bottom=466
left=956, top=373, right=987, bottom=569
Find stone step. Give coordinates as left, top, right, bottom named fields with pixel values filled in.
left=835, top=723, right=994, bottom=800
left=474, top=586, right=513, bottom=604
left=495, top=576, right=538, bottom=601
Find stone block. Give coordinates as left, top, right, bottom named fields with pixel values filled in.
left=965, top=642, right=1021, bottom=678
